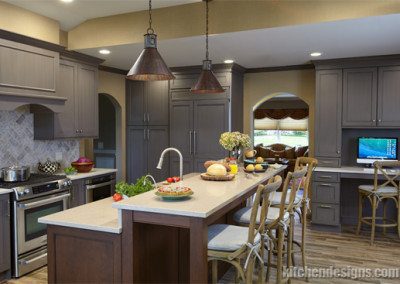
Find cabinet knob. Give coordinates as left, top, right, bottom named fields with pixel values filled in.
left=337, top=150, right=341, bottom=154
left=76, top=130, right=79, bottom=133
left=378, top=119, right=382, bottom=122
left=372, top=119, right=376, bottom=122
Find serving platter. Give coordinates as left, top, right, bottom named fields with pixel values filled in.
left=200, top=173, right=235, bottom=181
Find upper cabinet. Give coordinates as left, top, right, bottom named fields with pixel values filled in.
left=0, top=38, right=59, bottom=99
left=126, top=80, right=169, bottom=126
left=33, top=58, right=99, bottom=139
left=377, top=66, right=400, bottom=127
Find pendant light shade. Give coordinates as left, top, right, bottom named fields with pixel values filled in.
left=126, top=0, right=175, bottom=81
left=191, top=0, right=224, bottom=94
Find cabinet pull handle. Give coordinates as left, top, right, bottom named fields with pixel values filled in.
left=337, top=150, right=340, bottom=154
left=147, top=113, right=150, bottom=123
left=193, top=130, right=196, bottom=155
left=378, top=119, right=382, bottom=122
left=189, top=131, right=193, bottom=155
left=6, top=200, right=10, bottom=218
left=143, top=129, right=146, bottom=140
left=143, top=113, right=146, bottom=122
left=320, top=183, right=332, bottom=187
left=319, top=205, right=332, bottom=209
left=319, top=175, right=332, bottom=179
left=147, top=129, right=150, bottom=140
left=372, top=119, right=376, bottom=122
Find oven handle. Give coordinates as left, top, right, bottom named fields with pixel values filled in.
left=18, top=193, right=70, bottom=209
left=19, top=253, right=47, bottom=266
left=85, top=180, right=114, bottom=190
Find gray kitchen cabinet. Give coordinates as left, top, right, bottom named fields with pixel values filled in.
left=342, top=68, right=377, bottom=127
left=0, top=194, right=11, bottom=275
left=0, top=38, right=59, bottom=99
left=70, top=179, right=86, bottom=208
left=315, top=69, right=342, bottom=165
left=126, top=80, right=169, bottom=126
left=127, top=126, right=169, bottom=183
left=377, top=66, right=400, bottom=127
left=33, top=58, right=99, bottom=139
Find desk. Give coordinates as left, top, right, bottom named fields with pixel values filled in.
left=312, top=166, right=398, bottom=228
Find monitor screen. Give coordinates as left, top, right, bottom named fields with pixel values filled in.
left=358, top=137, right=397, bottom=160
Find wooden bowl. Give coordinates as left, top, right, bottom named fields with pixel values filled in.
left=71, top=162, right=94, bottom=173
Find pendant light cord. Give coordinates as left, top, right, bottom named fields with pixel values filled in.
left=205, top=0, right=209, bottom=61
left=147, top=0, right=154, bottom=34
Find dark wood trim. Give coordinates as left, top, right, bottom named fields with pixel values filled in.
left=246, top=64, right=315, bottom=73
left=189, top=217, right=208, bottom=283
left=99, top=65, right=128, bottom=75
left=313, top=54, right=400, bottom=70
left=122, top=210, right=134, bottom=283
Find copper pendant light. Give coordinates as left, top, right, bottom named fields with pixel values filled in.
left=127, top=0, right=175, bottom=81
left=191, top=0, right=224, bottom=94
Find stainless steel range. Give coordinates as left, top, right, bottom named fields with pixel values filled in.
left=0, top=174, right=72, bottom=277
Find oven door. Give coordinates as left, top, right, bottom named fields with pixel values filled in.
left=85, top=180, right=115, bottom=203
left=16, top=192, right=70, bottom=255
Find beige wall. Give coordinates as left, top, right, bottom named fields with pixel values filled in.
left=243, top=69, right=316, bottom=155
left=0, top=1, right=60, bottom=44
left=98, top=71, right=126, bottom=181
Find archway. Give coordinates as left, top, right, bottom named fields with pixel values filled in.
left=93, top=93, right=123, bottom=180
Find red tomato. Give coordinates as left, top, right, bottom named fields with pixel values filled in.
left=172, top=176, right=180, bottom=182
left=166, top=177, right=174, bottom=183
left=113, top=193, right=123, bottom=202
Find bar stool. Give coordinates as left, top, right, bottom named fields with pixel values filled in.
left=233, top=168, right=307, bottom=283
left=207, top=176, right=282, bottom=284
left=356, top=160, right=400, bottom=245
left=270, top=157, right=317, bottom=279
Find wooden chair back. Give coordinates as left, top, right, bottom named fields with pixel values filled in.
left=294, top=157, right=318, bottom=200
left=373, top=160, right=400, bottom=192
left=282, top=168, right=308, bottom=216
left=247, top=175, right=283, bottom=244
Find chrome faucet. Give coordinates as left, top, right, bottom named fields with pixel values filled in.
left=157, top=147, right=183, bottom=181
left=143, top=174, right=157, bottom=187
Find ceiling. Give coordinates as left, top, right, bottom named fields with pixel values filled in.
left=79, top=14, right=400, bottom=70
left=4, top=0, right=200, bottom=30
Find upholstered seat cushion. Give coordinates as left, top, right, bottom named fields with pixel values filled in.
left=233, top=206, right=289, bottom=225
left=207, top=224, right=261, bottom=252
left=270, top=191, right=302, bottom=206
left=358, top=185, right=398, bottom=194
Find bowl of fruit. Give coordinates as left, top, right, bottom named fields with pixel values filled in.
left=71, top=157, right=94, bottom=173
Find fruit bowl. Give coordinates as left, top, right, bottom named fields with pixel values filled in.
left=71, top=157, right=94, bottom=173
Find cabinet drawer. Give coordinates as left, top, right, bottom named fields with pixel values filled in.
left=311, top=203, right=340, bottom=226
left=312, top=182, right=340, bottom=203
left=316, top=157, right=341, bottom=168
left=313, top=172, right=340, bottom=182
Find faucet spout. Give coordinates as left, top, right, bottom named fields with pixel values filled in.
left=157, top=147, right=183, bottom=181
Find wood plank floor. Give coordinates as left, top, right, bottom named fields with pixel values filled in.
left=6, top=223, right=400, bottom=283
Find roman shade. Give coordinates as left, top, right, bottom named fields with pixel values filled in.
left=254, top=117, right=308, bottom=131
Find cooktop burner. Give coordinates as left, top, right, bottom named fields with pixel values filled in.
left=0, top=173, right=67, bottom=189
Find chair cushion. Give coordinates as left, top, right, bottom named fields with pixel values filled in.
left=207, top=224, right=261, bottom=252
left=358, top=185, right=398, bottom=194
left=233, top=206, right=289, bottom=225
left=270, top=191, right=302, bottom=206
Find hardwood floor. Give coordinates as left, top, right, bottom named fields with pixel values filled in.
left=6, top=224, right=400, bottom=283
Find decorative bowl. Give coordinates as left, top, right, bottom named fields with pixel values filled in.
left=38, top=160, right=60, bottom=174
left=71, top=161, right=94, bottom=173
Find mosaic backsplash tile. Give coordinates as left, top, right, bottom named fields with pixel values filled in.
left=0, top=107, right=80, bottom=172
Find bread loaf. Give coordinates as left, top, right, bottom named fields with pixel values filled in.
left=206, top=164, right=227, bottom=176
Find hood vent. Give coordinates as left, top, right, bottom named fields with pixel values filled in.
left=0, top=92, right=66, bottom=113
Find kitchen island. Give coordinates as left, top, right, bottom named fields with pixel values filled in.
left=40, top=166, right=285, bottom=283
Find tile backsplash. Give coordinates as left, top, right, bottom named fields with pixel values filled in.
left=0, top=107, right=80, bottom=171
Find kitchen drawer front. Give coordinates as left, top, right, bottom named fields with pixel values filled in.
left=316, top=157, right=341, bottom=168
left=312, top=182, right=340, bottom=203
left=311, top=203, right=340, bottom=226
left=313, top=172, right=340, bottom=183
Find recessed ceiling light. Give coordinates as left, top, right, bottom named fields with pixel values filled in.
left=60, top=0, right=74, bottom=3
left=310, top=52, right=322, bottom=57
left=224, top=59, right=234, bottom=64
left=99, top=49, right=111, bottom=55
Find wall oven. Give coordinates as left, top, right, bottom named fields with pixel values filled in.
left=85, top=173, right=116, bottom=203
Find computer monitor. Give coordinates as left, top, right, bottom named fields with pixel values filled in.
left=357, top=137, right=398, bottom=165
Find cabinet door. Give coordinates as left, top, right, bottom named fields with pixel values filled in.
left=377, top=66, right=400, bottom=127
left=146, top=81, right=169, bottom=125
left=170, top=101, right=193, bottom=156
left=147, top=126, right=170, bottom=182
left=342, top=68, right=377, bottom=127
left=127, top=126, right=148, bottom=183
left=77, top=63, right=98, bottom=137
left=126, top=80, right=146, bottom=125
left=70, top=179, right=86, bottom=208
left=0, top=194, right=11, bottom=274
left=54, top=60, right=78, bottom=138
left=315, top=70, right=342, bottom=158
left=193, top=99, right=229, bottom=159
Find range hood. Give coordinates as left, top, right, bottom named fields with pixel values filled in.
left=0, top=92, right=66, bottom=113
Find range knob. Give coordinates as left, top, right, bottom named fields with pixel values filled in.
left=63, top=180, right=72, bottom=187
left=24, top=189, right=30, bottom=194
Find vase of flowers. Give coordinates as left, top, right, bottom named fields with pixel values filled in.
left=219, top=132, right=251, bottom=160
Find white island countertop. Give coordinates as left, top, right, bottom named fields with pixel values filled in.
left=113, top=166, right=286, bottom=218
left=39, top=197, right=121, bottom=234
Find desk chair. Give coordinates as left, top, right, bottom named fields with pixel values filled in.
left=356, top=160, right=400, bottom=245
left=208, top=175, right=282, bottom=284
